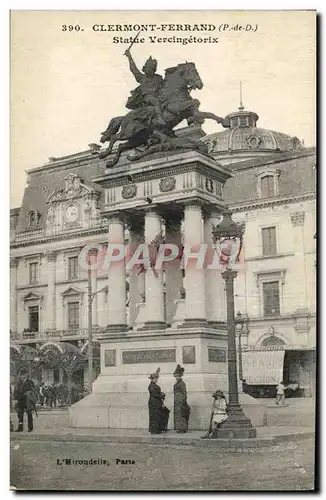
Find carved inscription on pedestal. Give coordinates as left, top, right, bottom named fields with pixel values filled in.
left=122, top=349, right=176, bottom=364
left=182, top=346, right=196, bottom=364
left=104, top=349, right=116, bottom=367
left=208, top=348, right=227, bottom=363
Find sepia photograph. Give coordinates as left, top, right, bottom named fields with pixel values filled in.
left=9, top=9, right=316, bottom=491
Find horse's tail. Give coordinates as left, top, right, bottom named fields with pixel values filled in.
left=100, top=116, right=124, bottom=143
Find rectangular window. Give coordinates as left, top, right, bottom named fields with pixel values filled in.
left=68, top=301, right=79, bottom=329
left=29, top=262, right=38, bottom=284
left=263, top=281, right=280, bottom=316
left=68, top=256, right=78, bottom=280
left=261, top=176, right=275, bottom=198
left=28, top=306, right=39, bottom=331
left=262, top=227, right=277, bottom=256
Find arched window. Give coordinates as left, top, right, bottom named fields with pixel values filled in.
left=28, top=211, right=41, bottom=227
left=261, top=175, right=275, bottom=198
left=256, top=170, right=280, bottom=199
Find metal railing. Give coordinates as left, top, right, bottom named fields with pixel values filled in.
left=10, top=327, right=107, bottom=343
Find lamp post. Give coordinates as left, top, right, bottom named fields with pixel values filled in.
left=212, top=211, right=256, bottom=439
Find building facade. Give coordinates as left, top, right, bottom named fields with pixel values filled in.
left=10, top=105, right=316, bottom=395
left=202, top=105, right=316, bottom=396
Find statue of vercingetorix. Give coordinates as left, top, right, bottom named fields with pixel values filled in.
left=99, top=45, right=228, bottom=168
left=124, top=49, right=166, bottom=125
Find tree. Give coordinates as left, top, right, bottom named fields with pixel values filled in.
left=39, top=342, right=86, bottom=405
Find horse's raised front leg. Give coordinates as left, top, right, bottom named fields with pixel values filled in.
left=105, top=139, right=139, bottom=168
left=99, top=134, right=118, bottom=159
left=193, top=110, right=227, bottom=126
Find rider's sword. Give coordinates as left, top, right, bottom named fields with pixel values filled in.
left=126, top=29, right=142, bottom=52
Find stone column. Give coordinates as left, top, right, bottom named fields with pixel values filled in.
left=10, top=258, right=19, bottom=333
left=143, top=208, right=165, bottom=329
left=203, top=211, right=226, bottom=323
left=183, top=203, right=207, bottom=325
left=290, top=211, right=307, bottom=312
left=165, top=216, right=183, bottom=325
left=91, top=264, right=98, bottom=326
left=45, top=251, right=57, bottom=331
left=107, top=215, right=127, bottom=330
left=128, top=224, right=145, bottom=326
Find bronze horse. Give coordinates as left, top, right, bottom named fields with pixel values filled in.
left=99, top=62, right=226, bottom=168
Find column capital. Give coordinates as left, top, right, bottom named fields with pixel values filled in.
left=144, top=207, right=162, bottom=221
left=183, top=202, right=203, bottom=215
left=202, top=206, right=223, bottom=220
left=10, top=257, right=19, bottom=268
left=221, top=269, right=238, bottom=283
left=143, top=205, right=161, bottom=217
left=107, top=212, right=125, bottom=225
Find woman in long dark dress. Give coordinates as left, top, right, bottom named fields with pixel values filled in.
left=148, top=368, right=170, bottom=434
left=173, top=365, right=190, bottom=433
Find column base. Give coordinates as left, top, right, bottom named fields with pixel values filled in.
left=212, top=403, right=257, bottom=439
left=105, top=324, right=128, bottom=333
left=139, top=321, right=166, bottom=331
left=178, top=319, right=209, bottom=328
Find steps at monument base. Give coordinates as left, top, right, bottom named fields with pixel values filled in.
left=69, top=391, right=266, bottom=430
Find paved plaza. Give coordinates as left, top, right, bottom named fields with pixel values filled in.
left=10, top=398, right=315, bottom=491
left=11, top=437, right=314, bottom=491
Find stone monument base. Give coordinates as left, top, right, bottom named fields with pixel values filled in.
left=69, top=328, right=266, bottom=430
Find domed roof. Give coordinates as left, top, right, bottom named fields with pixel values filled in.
left=201, top=106, right=303, bottom=154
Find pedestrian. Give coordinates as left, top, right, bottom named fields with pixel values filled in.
left=148, top=368, right=169, bottom=434
left=242, top=379, right=249, bottom=394
left=13, top=369, right=38, bottom=432
left=39, top=382, right=45, bottom=406
left=173, top=365, right=190, bottom=433
left=202, top=390, right=228, bottom=439
left=275, top=381, right=286, bottom=405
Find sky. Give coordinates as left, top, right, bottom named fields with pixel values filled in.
left=10, top=10, right=316, bottom=208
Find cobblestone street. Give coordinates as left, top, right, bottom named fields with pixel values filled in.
left=11, top=437, right=314, bottom=491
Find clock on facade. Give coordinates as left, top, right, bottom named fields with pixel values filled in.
left=65, top=205, right=78, bottom=222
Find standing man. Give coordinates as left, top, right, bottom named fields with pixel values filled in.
left=39, top=382, right=45, bottom=406
left=13, top=369, right=37, bottom=432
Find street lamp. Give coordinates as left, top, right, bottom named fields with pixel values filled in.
left=212, top=211, right=256, bottom=439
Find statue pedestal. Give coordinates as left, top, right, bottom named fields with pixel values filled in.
left=69, top=149, right=265, bottom=431
left=69, top=327, right=266, bottom=430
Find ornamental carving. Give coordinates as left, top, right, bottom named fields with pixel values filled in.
left=205, top=178, right=214, bottom=193
left=290, top=212, right=305, bottom=227
left=246, top=135, right=262, bottom=149
left=159, top=177, right=176, bottom=193
left=47, top=174, right=100, bottom=204
left=122, top=184, right=137, bottom=199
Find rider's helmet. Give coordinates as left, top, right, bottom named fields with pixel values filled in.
left=142, top=56, right=158, bottom=75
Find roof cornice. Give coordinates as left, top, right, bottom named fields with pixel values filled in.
left=229, top=191, right=316, bottom=212
left=10, top=227, right=108, bottom=249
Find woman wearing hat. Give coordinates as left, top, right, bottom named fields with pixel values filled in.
left=202, top=390, right=228, bottom=438
left=173, top=365, right=190, bottom=433
left=148, top=368, right=170, bottom=434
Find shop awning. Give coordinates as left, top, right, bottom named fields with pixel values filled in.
left=242, top=349, right=285, bottom=385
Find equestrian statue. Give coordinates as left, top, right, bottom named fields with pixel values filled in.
left=99, top=40, right=229, bottom=168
